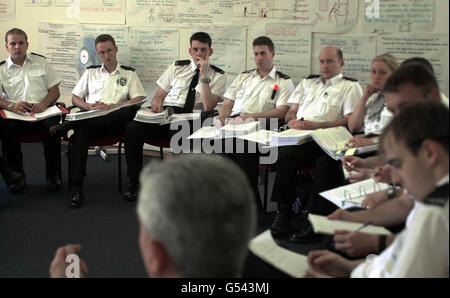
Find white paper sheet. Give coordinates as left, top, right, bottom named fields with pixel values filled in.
left=38, top=22, right=82, bottom=95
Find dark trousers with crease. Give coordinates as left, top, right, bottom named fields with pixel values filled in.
left=270, top=142, right=325, bottom=212
left=1, top=115, right=61, bottom=175
left=70, top=107, right=137, bottom=188
left=124, top=119, right=195, bottom=186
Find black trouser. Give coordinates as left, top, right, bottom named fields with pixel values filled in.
left=70, top=107, right=137, bottom=188
left=124, top=119, right=196, bottom=185
left=270, top=142, right=324, bottom=211
left=1, top=116, right=61, bottom=175
left=306, top=154, right=346, bottom=215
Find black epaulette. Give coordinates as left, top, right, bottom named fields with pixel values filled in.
left=423, top=184, right=449, bottom=207
left=0, top=61, right=5, bottom=66
left=87, top=65, right=101, bottom=69
left=120, top=65, right=136, bottom=71
left=175, top=60, right=191, bottom=66
left=211, top=64, right=225, bottom=74
left=306, top=74, right=320, bottom=79
left=276, top=71, right=290, bottom=80
left=31, top=52, right=46, bottom=59
left=343, top=76, right=358, bottom=82
left=242, top=69, right=255, bottom=74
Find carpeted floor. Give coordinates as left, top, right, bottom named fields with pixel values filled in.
left=0, top=142, right=285, bottom=277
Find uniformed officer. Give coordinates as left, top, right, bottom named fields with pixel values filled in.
left=216, top=36, right=294, bottom=204
left=51, top=34, right=146, bottom=209
left=123, top=32, right=226, bottom=201
left=306, top=102, right=449, bottom=278
left=0, top=28, right=62, bottom=194
left=270, top=46, right=363, bottom=238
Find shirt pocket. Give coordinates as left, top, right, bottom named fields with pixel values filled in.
left=4, top=75, right=23, bottom=99
left=28, top=69, right=46, bottom=88
left=261, top=86, right=276, bottom=111
left=167, top=79, right=188, bottom=102
left=319, top=95, right=343, bottom=121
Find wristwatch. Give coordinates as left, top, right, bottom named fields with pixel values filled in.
left=200, top=78, right=211, bottom=84
left=386, top=186, right=396, bottom=200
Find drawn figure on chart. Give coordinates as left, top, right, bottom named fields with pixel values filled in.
left=148, top=8, right=155, bottom=22
left=329, top=0, right=349, bottom=25
left=244, top=6, right=248, bottom=16
left=319, top=0, right=329, bottom=11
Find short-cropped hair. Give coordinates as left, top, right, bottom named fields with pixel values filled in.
left=190, top=32, right=212, bottom=48
left=380, top=102, right=449, bottom=155
left=95, top=34, right=116, bottom=48
left=5, top=28, right=28, bottom=43
left=253, top=36, right=274, bottom=52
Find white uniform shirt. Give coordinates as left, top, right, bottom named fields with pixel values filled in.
left=72, top=63, right=146, bottom=105
left=288, top=73, right=362, bottom=122
left=224, top=66, right=294, bottom=116
left=0, top=53, right=61, bottom=104
left=157, top=60, right=226, bottom=109
left=363, top=93, right=393, bottom=136
left=351, top=175, right=449, bottom=278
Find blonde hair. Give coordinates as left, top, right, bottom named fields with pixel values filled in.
left=372, top=53, right=399, bottom=72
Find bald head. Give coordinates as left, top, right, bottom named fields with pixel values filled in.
left=319, top=46, right=344, bottom=81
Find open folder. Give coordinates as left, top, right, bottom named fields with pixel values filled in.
left=249, top=230, right=309, bottom=277
left=134, top=108, right=200, bottom=124
left=311, top=126, right=378, bottom=160
left=308, top=214, right=392, bottom=235
left=65, top=100, right=146, bottom=121
left=319, top=178, right=390, bottom=208
left=0, top=105, right=67, bottom=122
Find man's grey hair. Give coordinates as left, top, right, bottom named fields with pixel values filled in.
left=137, top=154, right=257, bottom=277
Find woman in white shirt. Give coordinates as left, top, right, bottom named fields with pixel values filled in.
left=346, top=54, right=398, bottom=148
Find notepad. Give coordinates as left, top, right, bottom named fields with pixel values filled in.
left=0, top=105, right=66, bottom=122
left=249, top=230, right=309, bottom=277
left=308, top=214, right=392, bottom=235
left=319, top=178, right=390, bottom=208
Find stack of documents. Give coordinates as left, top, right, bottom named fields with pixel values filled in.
left=66, top=100, right=146, bottom=121
left=187, top=121, right=260, bottom=140
left=308, top=214, right=391, bottom=235
left=319, top=178, right=390, bottom=208
left=270, top=129, right=313, bottom=146
left=311, top=126, right=378, bottom=160
left=0, top=105, right=66, bottom=122
left=134, top=108, right=200, bottom=124
left=220, top=121, right=260, bottom=137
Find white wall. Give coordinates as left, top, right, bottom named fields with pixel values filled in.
left=1, top=0, right=448, bottom=103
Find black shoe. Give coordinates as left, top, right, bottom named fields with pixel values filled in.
left=0, top=158, right=13, bottom=186
left=69, top=189, right=84, bottom=209
left=47, top=174, right=62, bottom=192
left=124, top=184, right=138, bottom=202
left=270, top=210, right=291, bottom=238
left=49, top=121, right=72, bottom=137
left=289, top=225, right=323, bottom=244
left=9, top=171, right=26, bottom=194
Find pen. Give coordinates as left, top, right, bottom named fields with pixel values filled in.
left=271, top=84, right=279, bottom=99
left=356, top=220, right=373, bottom=232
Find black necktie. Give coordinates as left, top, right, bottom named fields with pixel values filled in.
left=183, top=68, right=199, bottom=113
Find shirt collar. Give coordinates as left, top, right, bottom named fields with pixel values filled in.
left=101, top=62, right=121, bottom=75
left=436, top=173, right=449, bottom=187
left=252, top=65, right=277, bottom=80
left=7, top=54, right=32, bottom=69
left=320, top=73, right=343, bottom=86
